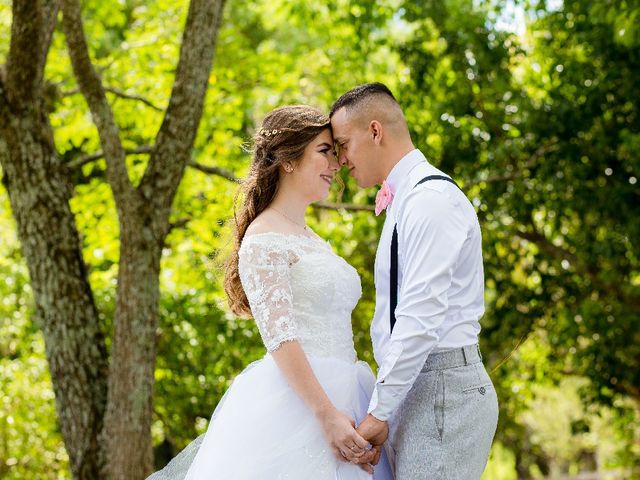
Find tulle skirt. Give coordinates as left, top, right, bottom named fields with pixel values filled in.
left=149, top=354, right=393, bottom=480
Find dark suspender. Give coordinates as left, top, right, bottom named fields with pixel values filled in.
left=389, top=175, right=461, bottom=333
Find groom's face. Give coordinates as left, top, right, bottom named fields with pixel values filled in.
left=331, top=107, right=377, bottom=188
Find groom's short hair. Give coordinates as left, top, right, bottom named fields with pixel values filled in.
left=330, top=82, right=408, bottom=134
left=330, top=82, right=397, bottom=117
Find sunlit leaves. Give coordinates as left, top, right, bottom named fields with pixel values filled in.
left=1, top=0, right=639, bottom=476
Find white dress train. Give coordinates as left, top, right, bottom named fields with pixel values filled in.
left=148, top=232, right=394, bottom=480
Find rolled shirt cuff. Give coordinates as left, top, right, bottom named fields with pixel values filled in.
left=367, top=341, right=404, bottom=421
left=367, top=385, right=400, bottom=422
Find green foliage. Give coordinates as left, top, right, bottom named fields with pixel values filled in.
left=392, top=0, right=639, bottom=474
left=1, top=0, right=638, bottom=477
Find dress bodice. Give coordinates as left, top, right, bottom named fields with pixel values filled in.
left=238, top=232, right=361, bottom=363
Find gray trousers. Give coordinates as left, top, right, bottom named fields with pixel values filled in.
left=390, top=344, right=498, bottom=479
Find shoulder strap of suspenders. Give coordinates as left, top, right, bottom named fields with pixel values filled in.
left=389, top=175, right=461, bottom=333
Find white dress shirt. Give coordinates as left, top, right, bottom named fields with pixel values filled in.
left=368, top=149, right=485, bottom=421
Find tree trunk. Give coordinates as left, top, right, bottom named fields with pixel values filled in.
left=0, top=102, right=109, bottom=480
left=1, top=2, right=109, bottom=478
left=103, top=205, right=163, bottom=477
left=60, top=0, right=227, bottom=475
left=3, top=0, right=226, bottom=477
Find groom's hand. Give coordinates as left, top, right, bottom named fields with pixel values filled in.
left=351, top=415, right=387, bottom=467
left=357, top=414, right=389, bottom=447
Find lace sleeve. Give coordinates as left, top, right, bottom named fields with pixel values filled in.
left=238, top=237, right=300, bottom=352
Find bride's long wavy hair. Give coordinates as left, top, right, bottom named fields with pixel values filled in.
left=224, top=105, right=331, bottom=317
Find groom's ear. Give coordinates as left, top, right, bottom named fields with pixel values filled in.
left=369, top=120, right=383, bottom=145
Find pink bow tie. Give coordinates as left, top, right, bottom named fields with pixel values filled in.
left=375, top=180, right=394, bottom=216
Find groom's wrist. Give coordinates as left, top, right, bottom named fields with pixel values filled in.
left=368, top=412, right=386, bottom=423
left=368, top=403, right=392, bottom=422
left=368, top=407, right=389, bottom=422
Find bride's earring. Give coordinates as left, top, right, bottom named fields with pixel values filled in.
left=284, top=163, right=293, bottom=173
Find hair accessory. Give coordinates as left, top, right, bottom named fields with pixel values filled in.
left=259, top=128, right=282, bottom=137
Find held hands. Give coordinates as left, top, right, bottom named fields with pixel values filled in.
left=357, top=413, right=389, bottom=446
left=351, top=414, right=389, bottom=467
left=317, top=407, right=375, bottom=474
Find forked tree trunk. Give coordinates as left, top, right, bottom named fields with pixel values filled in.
left=2, top=0, right=226, bottom=478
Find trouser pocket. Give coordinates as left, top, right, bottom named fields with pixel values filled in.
left=434, top=370, right=445, bottom=441
left=461, top=363, right=494, bottom=397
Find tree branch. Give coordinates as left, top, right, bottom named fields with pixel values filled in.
left=168, top=217, right=191, bottom=232
left=187, top=159, right=238, bottom=182
left=62, top=86, right=163, bottom=111
left=61, top=0, right=135, bottom=207
left=314, top=201, right=375, bottom=212
left=5, top=0, right=59, bottom=109
left=465, top=169, right=530, bottom=187
left=105, top=86, right=163, bottom=111
left=40, top=1, right=61, bottom=80
left=138, top=0, right=227, bottom=225
left=68, top=145, right=154, bottom=170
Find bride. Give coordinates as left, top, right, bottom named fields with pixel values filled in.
left=149, top=105, right=393, bottom=479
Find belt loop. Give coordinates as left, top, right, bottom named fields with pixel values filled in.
left=477, top=344, right=483, bottom=361
left=461, top=346, right=468, bottom=365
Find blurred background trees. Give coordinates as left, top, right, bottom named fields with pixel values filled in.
left=0, top=0, right=638, bottom=478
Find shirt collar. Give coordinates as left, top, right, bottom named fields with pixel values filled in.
left=385, top=149, right=426, bottom=193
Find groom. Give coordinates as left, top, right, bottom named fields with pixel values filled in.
left=330, top=83, right=499, bottom=478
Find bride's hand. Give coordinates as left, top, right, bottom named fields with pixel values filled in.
left=317, top=408, right=371, bottom=466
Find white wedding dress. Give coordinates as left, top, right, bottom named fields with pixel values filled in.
left=149, top=232, right=393, bottom=480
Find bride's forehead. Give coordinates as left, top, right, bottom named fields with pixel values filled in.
left=318, top=129, right=334, bottom=142
left=308, top=129, right=333, bottom=146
